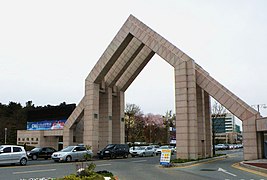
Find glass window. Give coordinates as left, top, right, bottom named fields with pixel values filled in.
left=13, top=147, right=22, bottom=152
left=3, top=147, right=11, bottom=153
left=78, top=147, right=86, bottom=151
left=47, top=148, right=55, bottom=153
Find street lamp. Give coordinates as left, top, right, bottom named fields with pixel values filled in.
left=4, top=128, right=7, bottom=144
left=251, top=104, right=267, bottom=113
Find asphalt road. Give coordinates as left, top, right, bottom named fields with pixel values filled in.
left=0, top=149, right=266, bottom=180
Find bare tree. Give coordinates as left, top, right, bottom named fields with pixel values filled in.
left=212, top=101, right=226, bottom=115
left=125, top=103, right=143, bottom=142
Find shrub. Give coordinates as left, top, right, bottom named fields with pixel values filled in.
left=58, top=162, right=116, bottom=180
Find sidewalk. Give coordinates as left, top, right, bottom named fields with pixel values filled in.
left=240, top=159, right=267, bottom=174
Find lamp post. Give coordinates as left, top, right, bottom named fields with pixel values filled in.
left=4, top=128, right=7, bottom=144
left=251, top=104, right=267, bottom=113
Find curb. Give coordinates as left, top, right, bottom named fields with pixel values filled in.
left=171, top=155, right=228, bottom=167
left=239, top=161, right=267, bottom=174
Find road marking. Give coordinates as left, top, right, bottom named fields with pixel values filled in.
left=13, top=169, right=56, bottom=174
left=97, top=164, right=112, bottom=167
left=227, top=154, right=238, bottom=158
left=131, top=160, right=147, bottom=163
left=218, top=167, right=236, bottom=177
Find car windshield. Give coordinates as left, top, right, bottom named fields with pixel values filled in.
left=160, top=146, right=169, bottom=149
left=60, top=146, right=74, bottom=152
left=31, top=147, right=42, bottom=152
left=130, top=146, right=139, bottom=150
left=0, top=146, right=3, bottom=151
left=105, top=144, right=115, bottom=149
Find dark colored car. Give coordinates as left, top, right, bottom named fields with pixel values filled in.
left=98, top=144, right=129, bottom=159
left=27, top=147, right=56, bottom=160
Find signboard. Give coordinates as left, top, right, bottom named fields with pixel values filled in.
left=27, top=120, right=66, bottom=130
left=160, top=149, right=171, bottom=166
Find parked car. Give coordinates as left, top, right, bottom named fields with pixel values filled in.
left=0, top=145, right=28, bottom=166
left=156, top=145, right=174, bottom=155
left=215, top=144, right=228, bottom=150
left=98, top=144, right=129, bottom=159
left=51, top=145, right=93, bottom=162
left=150, top=145, right=160, bottom=153
left=227, top=144, right=235, bottom=149
left=27, top=147, right=56, bottom=160
left=130, top=146, right=155, bottom=157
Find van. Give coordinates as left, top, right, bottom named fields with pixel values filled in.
left=0, top=145, right=28, bottom=165
left=98, top=144, right=129, bottom=159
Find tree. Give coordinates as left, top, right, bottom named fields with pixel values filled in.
left=143, top=113, right=168, bottom=144
left=124, top=103, right=143, bottom=143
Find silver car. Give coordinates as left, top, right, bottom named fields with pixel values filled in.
left=130, top=146, right=155, bottom=157
left=51, top=145, right=93, bottom=162
left=0, top=145, right=28, bottom=166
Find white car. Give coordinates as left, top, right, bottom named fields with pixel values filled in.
left=0, top=145, right=28, bottom=166
left=150, top=145, right=160, bottom=153
left=156, top=145, right=174, bottom=155
left=130, top=146, right=155, bottom=157
left=52, top=145, right=93, bottom=162
left=215, top=144, right=228, bottom=150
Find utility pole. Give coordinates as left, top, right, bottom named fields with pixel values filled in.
left=4, top=128, right=7, bottom=144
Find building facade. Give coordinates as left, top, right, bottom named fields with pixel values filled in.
left=212, top=113, right=242, bottom=144
left=17, top=104, right=75, bottom=150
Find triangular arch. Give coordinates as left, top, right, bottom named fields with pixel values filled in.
left=63, top=15, right=264, bottom=160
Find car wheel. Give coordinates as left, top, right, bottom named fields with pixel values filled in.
left=20, top=158, right=27, bottom=166
left=110, top=153, right=116, bottom=159
left=123, top=153, right=128, bottom=158
left=151, top=152, right=155, bottom=157
left=32, top=155, right=38, bottom=160
left=131, top=154, right=136, bottom=158
left=65, top=156, right=72, bottom=162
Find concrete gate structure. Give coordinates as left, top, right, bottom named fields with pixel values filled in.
left=63, top=15, right=266, bottom=160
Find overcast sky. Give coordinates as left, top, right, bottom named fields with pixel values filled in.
left=1, top=1, right=267, bottom=124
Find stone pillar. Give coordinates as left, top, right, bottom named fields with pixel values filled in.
left=175, top=60, right=198, bottom=159
left=112, top=91, right=125, bottom=144
left=243, top=116, right=258, bottom=160
left=84, top=82, right=100, bottom=154
left=196, top=85, right=205, bottom=158
left=204, top=91, right=212, bottom=157
left=257, top=132, right=264, bottom=159
left=63, top=129, right=73, bottom=147
left=99, top=87, right=113, bottom=149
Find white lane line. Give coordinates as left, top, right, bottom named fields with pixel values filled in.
left=97, top=164, right=112, bottom=167
left=131, top=160, right=147, bottom=163
left=13, top=169, right=56, bottom=174
left=218, top=168, right=236, bottom=177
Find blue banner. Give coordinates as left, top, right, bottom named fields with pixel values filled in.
left=27, top=120, right=67, bottom=130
